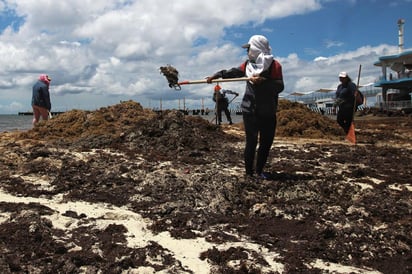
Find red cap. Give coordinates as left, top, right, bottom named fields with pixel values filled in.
left=214, top=84, right=221, bottom=92
left=39, top=74, right=51, bottom=85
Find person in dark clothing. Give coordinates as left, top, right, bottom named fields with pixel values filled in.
left=32, top=74, right=52, bottom=125
left=213, top=84, right=238, bottom=125
left=206, top=35, right=284, bottom=179
left=335, top=71, right=356, bottom=134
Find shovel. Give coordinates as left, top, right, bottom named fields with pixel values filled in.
left=160, top=65, right=251, bottom=90
left=178, top=77, right=250, bottom=87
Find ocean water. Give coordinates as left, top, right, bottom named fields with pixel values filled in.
left=0, top=115, right=34, bottom=132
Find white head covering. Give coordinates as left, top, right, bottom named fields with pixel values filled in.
left=339, top=71, right=348, bottom=78
left=242, top=35, right=274, bottom=77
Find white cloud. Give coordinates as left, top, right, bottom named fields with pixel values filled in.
left=283, top=44, right=400, bottom=95
left=0, top=0, right=402, bottom=113
left=0, top=101, right=24, bottom=113
left=314, top=56, right=328, bottom=62
left=324, top=39, right=344, bottom=48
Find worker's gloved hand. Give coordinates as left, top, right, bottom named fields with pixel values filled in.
left=206, top=76, right=215, bottom=83
left=333, top=98, right=345, bottom=107
left=250, top=76, right=265, bottom=85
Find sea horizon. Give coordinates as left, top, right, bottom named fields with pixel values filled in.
left=0, top=114, right=33, bottom=132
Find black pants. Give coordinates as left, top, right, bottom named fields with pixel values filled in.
left=216, top=102, right=232, bottom=124
left=243, top=113, right=276, bottom=175
left=337, top=105, right=354, bottom=134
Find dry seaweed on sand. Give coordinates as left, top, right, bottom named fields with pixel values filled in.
left=0, top=99, right=411, bottom=273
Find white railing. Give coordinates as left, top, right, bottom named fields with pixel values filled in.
left=375, top=100, right=412, bottom=110
left=309, top=106, right=337, bottom=115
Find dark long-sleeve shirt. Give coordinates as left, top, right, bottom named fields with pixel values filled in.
left=212, top=60, right=284, bottom=116
left=336, top=82, right=356, bottom=108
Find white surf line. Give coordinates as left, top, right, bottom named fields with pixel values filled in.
left=0, top=189, right=284, bottom=273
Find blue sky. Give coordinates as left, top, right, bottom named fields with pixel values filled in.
left=0, top=0, right=411, bottom=114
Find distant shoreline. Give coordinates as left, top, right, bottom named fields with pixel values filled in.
left=17, top=111, right=65, bottom=116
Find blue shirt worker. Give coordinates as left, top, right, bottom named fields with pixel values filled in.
left=32, top=74, right=52, bottom=125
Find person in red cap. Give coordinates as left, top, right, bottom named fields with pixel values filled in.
left=206, top=35, right=284, bottom=179
left=213, top=84, right=237, bottom=125
left=31, top=74, right=52, bottom=125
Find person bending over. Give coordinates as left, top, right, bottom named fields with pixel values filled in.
left=32, top=74, right=52, bottom=125
left=213, top=84, right=238, bottom=125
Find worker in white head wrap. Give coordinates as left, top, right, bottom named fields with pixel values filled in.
left=243, top=35, right=274, bottom=78
left=206, top=35, right=284, bottom=180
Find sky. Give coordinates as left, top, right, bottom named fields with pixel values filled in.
left=0, top=0, right=411, bottom=114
